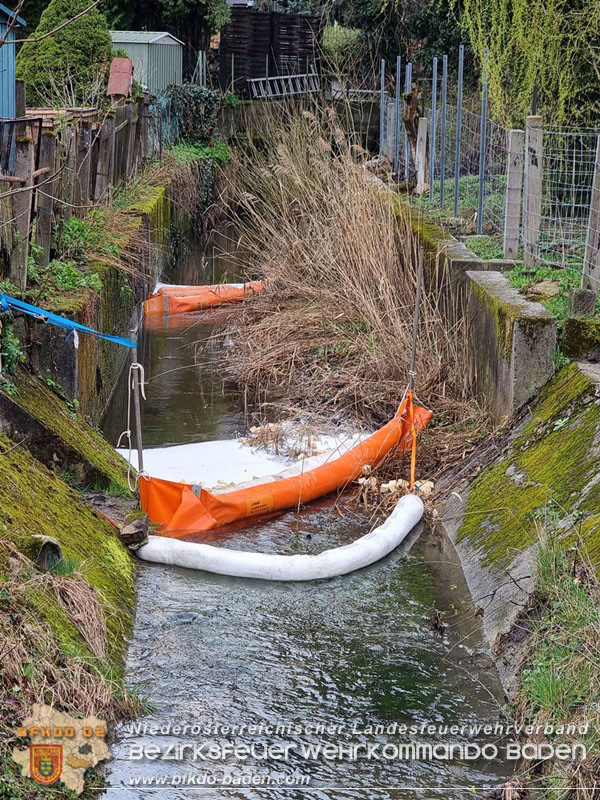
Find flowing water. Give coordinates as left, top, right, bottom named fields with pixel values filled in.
left=101, top=228, right=510, bottom=798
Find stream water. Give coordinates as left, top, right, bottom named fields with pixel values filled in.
left=101, top=228, right=510, bottom=798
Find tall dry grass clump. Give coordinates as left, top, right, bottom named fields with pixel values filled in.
left=225, top=104, right=487, bottom=476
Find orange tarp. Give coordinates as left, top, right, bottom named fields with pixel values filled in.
left=140, top=397, right=431, bottom=537
left=144, top=281, right=264, bottom=316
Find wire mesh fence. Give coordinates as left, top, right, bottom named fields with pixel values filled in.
left=147, top=95, right=179, bottom=160
left=376, top=52, right=600, bottom=283
left=523, top=126, right=600, bottom=274
left=382, top=97, right=509, bottom=235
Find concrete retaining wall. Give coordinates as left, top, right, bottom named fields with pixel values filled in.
left=435, top=360, right=600, bottom=693
left=396, top=198, right=557, bottom=424
left=21, top=186, right=171, bottom=424
left=466, top=271, right=556, bottom=423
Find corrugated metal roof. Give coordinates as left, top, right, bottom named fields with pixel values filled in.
left=110, top=31, right=183, bottom=45
left=0, top=3, right=26, bottom=25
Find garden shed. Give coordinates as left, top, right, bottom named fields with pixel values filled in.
left=110, top=31, right=183, bottom=96
left=0, top=3, right=26, bottom=118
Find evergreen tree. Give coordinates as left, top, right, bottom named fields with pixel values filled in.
left=16, top=0, right=113, bottom=106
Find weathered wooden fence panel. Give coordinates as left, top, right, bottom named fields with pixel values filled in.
left=219, top=8, right=323, bottom=97
left=0, top=99, right=148, bottom=281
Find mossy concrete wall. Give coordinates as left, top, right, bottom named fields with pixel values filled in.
left=466, top=271, right=556, bottom=424
left=436, top=361, right=600, bottom=692
left=563, top=317, right=600, bottom=360
left=0, top=430, right=135, bottom=678
left=23, top=185, right=171, bottom=425
left=389, top=194, right=555, bottom=423
left=0, top=369, right=131, bottom=492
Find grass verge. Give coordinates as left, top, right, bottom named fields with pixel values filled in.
left=509, top=521, right=600, bottom=796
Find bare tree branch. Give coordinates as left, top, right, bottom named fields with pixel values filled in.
left=0, top=0, right=101, bottom=48
left=0, top=0, right=25, bottom=48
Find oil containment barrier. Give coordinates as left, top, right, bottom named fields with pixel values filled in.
left=140, top=394, right=431, bottom=536
left=136, top=493, right=424, bottom=580
left=143, top=281, right=264, bottom=316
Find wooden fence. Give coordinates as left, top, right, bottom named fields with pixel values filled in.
left=219, top=8, right=323, bottom=97
left=0, top=99, right=149, bottom=291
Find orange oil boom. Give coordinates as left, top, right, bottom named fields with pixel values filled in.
left=140, top=393, right=431, bottom=537
left=144, top=281, right=264, bottom=316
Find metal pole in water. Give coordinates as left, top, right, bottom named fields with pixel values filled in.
left=409, top=248, right=424, bottom=393
left=379, top=58, right=386, bottom=159
left=403, top=62, right=411, bottom=182
left=477, top=48, right=489, bottom=235
left=131, top=335, right=144, bottom=475
left=453, top=44, right=464, bottom=217
left=440, top=54, right=448, bottom=208
left=393, top=55, right=402, bottom=177
left=429, top=57, right=438, bottom=202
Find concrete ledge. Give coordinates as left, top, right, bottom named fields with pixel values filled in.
left=563, top=317, right=600, bottom=360
left=466, top=271, right=556, bottom=423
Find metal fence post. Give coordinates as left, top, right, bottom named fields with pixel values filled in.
left=416, top=117, right=428, bottom=194
left=503, top=129, right=525, bottom=259
left=476, top=48, right=489, bottom=234
left=582, top=134, right=600, bottom=293
left=453, top=44, right=464, bottom=217
left=523, top=115, right=543, bottom=265
left=429, top=57, right=438, bottom=202
left=440, top=54, right=448, bottom=208
left=393, top=55, right=402, bottom=176
left=379, top=58, right=386, bottom=159
left=403, top=62, right=412, bottom=182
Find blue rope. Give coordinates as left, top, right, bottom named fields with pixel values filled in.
left=0, top=294, right=136, bottom=349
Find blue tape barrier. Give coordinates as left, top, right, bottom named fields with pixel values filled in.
left=0, top=294, right=136, bottom=349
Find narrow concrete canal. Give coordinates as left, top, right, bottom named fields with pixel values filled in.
left=101, top=229, right=509, bottom=798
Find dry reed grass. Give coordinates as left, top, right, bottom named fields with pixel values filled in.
left=223, top=104, right=489, bottom=480
left=54, top=577, right=108, bottom=661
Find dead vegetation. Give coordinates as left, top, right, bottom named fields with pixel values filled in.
left=224, top=103, right=489, bottom=481
left=0, top=540, right=142, bottom=771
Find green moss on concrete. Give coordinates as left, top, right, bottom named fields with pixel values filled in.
left=0, top=432, right=135, bottom=674
left=579, top=514, right=600, bottom=568
left=43, top=287, right=94, bottom=315
left=458, top=362, right=600, bottom=573
left=389, top=193, right=448, bottom=249
left=469, top=277, right=521, bottom=361
left=562, top=317, right=600, bottom=359
left=6, top=369, right=130, bottom=493
left=22, top=583, right=96, bottom=662
left=457, top=462, right=548, bottom=566
left=521, top=361, right=591, bottom=430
